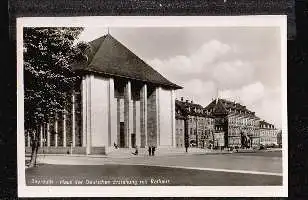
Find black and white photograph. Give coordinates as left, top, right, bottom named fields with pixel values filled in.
left=17, top=16, right=287, bottom=197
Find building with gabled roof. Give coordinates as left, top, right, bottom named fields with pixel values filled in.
left=73, top=34, right=181, bottom=89
left=175, top=97, right=215, bottom=149
left=205, top=98, right=260, bottom=148
left=27, top=34, right=183, bottom=155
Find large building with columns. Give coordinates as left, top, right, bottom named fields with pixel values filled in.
left=25, top=34, right=182, bottom=155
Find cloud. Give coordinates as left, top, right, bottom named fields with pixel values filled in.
left=220, top=83, right=281, bottom=128
left=211, top=60, right=255, bottom=89
left=220, top=82, right=265, bottom=105
left=176, top=79, right=216, bottom=106
left=148, top=39, right=232, bottom=83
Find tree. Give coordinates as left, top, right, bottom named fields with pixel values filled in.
left=23, top=27, right=85, bottom=167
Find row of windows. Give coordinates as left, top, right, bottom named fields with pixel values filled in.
left=260, top=124, right=275, bottom=129
left=175, top=120, right=184, bottom=125
left=260, top=131, right=277, bottom=137
left=189, top=117, right=214, bottom=124
left=260, top=138, right=277, bottom=142
left=228, top=117, right=257, bottom=126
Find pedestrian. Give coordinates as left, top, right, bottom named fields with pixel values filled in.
left=148, top=145, right=152, bottom=156
left=152, top=146, right=156, bottom=156
left=132, top=146, right=138, bottom=155
left=135, top=145, right=138, bottom=155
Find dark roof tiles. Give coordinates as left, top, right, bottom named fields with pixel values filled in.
left=75, top=34, right=182, bottom=89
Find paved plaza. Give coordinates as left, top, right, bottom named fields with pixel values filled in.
left=25, top=151, right=283, bottom=186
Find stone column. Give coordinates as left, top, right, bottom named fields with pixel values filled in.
left=109, top=78, right=116, bottom=147
left=124, top=81, right=132, bottom=148
left=133, top=100, right=136, bottom=147
left=47, top=122, right=50, bottom=147
left=171, top=90, right=176, bottom=147
left=86, top=75, right=93, bottom=154
left=135, top=101, right=141, bottom=147
left=81, top=76, right=87, bottom=149
left=140, top=84, right=147, bottom=148
left=71, top=92, right=76, bottom=147
left=40, top=125, right=43, bottom=147
left=81, top=75, right=92, bottom=154
left=117, top=98, right=121, bottom=146
left=27, top=131, right=30, bottom=147
left=54, top=114, right=58, bottom=147
left=156, top=87, right=160, bottom=146
left=63, top=111, right=67, bottom=147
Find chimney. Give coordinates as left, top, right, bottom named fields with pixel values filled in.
left=181, top=97, right=184, bottom=102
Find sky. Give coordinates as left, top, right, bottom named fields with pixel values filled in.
left=77, top=27, right=282, bottom=128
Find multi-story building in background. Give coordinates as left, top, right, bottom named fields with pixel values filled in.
left=175, top=98, right=214, bottom=148
left=175, top=97, right=281, bottom=150
left=175, top=101, right=186, bottom=148
left=277, top=130, right=282, bottom=147
left=205, top=98, right=261, bottom=148
left=259, top=120, right=279, bottom=146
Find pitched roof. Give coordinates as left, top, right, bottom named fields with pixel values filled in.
left=212, top=99, right=228, bottom=115
left=175, top=100, right=214, bottom=118
left=205, top=98, right=256, bottom=116
left=74, top=34, right=182, bottom=89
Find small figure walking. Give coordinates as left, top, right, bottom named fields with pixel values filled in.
left=152, top=146, right=156, bottom=156
left=148, top=146, right=152, bottom=156
left=132, top=145, right=138, bottom=155
left=114, top=142, right=118, bottom=149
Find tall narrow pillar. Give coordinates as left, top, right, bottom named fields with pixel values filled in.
left=109, top=78, right=116, bottom=147
left=124, top=81, right=132, bottom=148
left=117, top=98, right=121, bottom=146
left=71, top=92, right=76, bottom=147
left=140, top=84, right=147, bottom=148
left=82, top=77, right=86, bottom=148
left=171, top=90, right=176, bottom=147
left=47, top=122, right=50, bottom=147
left=63, top=111, right=67, bottom=147
left=39, top=125, right=43, bottom=147
left=84, top=75, right=93, bottom=154
left=133, top=101, right=136, bottom=146
left=54, top=114, right=58, bottom=147
left=27, top=131, right=30, bottom=147
left=156, top=87, right=161, bottom=146
left=135, top=100, right=141, bottom=147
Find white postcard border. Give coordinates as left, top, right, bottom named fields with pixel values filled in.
left=17, top=15, right=288, bottom=197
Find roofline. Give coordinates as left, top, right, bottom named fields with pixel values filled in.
left=88, top=34, right=183, bottom=90
left=76, top=68, right=183, bottom=90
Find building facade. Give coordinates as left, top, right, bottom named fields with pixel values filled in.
left=25, top=34, right=182, bottom=155
left=205, top=98, right=261, bottom=148
left=175, top=101, right=186, bottom=148
left=175, top=98, right=214, bottom=149
left=259, top=120, right=279, bottom=146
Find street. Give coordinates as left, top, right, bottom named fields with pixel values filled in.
left=25, top=151, right=283, bottom=186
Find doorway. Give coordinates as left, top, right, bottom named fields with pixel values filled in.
left=131, top=134, right=136, bottom=148
left=120, top=122, right=125, bottom=147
